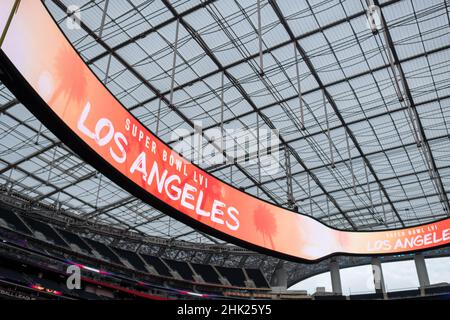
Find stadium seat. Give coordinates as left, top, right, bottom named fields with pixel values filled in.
left=216, top=266, right=247, bottom=287
left=0, top=266, right=27, bottom=284
left=140, top=254, right=172, bottom=277
left=245, top=268, right=270, bottom=288
left=83, top=238, right=122, bottom=265
left=164, top=259, right=194, bottom=281
left=191, top=263, right=221, bottom=284
left=387, top=289, right=420, bottom=299
left=424, top=284, right=450, bottom=295
left=20, top=216, right=69, bottom=248
left=56, top=228, right=93, bottom=254
left=0, top=209, right=32, bottom=235
left=112, top=247, right=148, bottom=273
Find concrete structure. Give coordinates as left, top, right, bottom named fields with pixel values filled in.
left=329, top=258, right=342, bottom=295
left=371, top=257, right=386, bottom=298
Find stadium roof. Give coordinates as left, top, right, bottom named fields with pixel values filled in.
left=0, top=0, right=449, bottom=247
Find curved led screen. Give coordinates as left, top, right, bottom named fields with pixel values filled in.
left=1, top=0, right=450, bottom=262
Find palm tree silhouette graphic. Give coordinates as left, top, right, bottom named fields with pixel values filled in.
left=47, top=46, right=87, bottom=117
left=253, top=203, right=277, bottom=249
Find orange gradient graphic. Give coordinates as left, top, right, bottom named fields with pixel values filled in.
left=1, top=0, right=450, bottom=261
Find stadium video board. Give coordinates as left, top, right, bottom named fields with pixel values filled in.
left=1, top=0, right=450, bottom=262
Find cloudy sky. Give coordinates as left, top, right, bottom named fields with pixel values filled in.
left=289, top=257, right=450, bottom=295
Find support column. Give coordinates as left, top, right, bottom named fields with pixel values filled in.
left=414, top=253, right=430, bottom=295
left=329, top=258, right=342, bottom=295
left=270, top=261, right=287, bottom=292
left=371, top=257, right=387, bottom=298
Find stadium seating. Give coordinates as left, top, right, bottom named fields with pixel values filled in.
left=31, top=277, right=65, bottom=293
left=164, top=259, right=194, bottom=281
left=424, top=284, right=450, bottom=295
left=140, top=254, right=172, bottom=277
left=216, top=266, right=247, bottom=287
left=20, top=216, right=69, bottom=248
left=83, top=238, right=122, bottom=265
left=113, top=247, right=148, bottom=273
left=191, top=263, right=221, bottom=284
left=0, top=266, right=27, bottom=284
left=0, top=206, right=273, bottom=297
left=0, top=204, right=448, bottom=300
left=0, top=209, right=32, bottom=235
left=314, top=295, right=347, bottom=300
left=387, top=289, right=420, bottom=299
left=245, top=268, right=270, bottom=288
left=349, top=292, right=384, bottom=300
left=56, top=228, right=93, bottom=254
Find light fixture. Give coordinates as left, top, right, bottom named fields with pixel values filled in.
left=367, top=4, right=382, bottom=35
